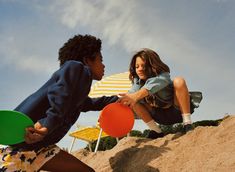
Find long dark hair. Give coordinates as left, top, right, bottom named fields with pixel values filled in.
left=58, top=34, right=102, bottom=66
left=129, top=48, right=170, bottom=82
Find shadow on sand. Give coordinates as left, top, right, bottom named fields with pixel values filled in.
left=109, top=138, right=172, bottom=172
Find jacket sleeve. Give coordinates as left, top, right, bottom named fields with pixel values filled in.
left=128, top=78, right=141, bottom=93
left=81, top=95, right=119, bottom=112
left=142, top=73, right=172, bottom=95
left=38, top=61, right=91, bottom=134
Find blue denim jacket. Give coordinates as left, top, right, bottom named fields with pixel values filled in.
left=129, top=72, right=174, bottom=107
left=13, top=60, right=118, bottom=150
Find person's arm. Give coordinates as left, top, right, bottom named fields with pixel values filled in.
left=118, top=78, right=148, bottom=107
left=118, top=88, right=149, bottom=108
left=81, top=95, right=119, bottom=112
left=118, top=73, right=171, bottom=107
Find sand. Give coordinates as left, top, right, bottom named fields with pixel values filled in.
left=73, top=115, right=235, bottom=172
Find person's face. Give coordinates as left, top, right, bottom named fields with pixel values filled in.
left=85, top=52, right=105, bottom=81
left=135, top=56, right=147, bottom=80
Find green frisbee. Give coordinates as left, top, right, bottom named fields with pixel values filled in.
left=0, top=110, right=34, bottom=145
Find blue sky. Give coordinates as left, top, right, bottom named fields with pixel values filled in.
left=0, top=0, right=234, bottom=150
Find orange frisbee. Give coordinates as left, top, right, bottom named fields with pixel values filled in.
left=99, top=103, right=134, bottom=137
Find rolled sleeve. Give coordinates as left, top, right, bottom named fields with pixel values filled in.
left=142, top=73, right=172, bottom=95
left=128, top=78, right=141, bottom=93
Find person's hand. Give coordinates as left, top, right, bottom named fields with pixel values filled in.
left=117, top=93, right=138, bottom=108
left=25, top=122, right=48, bottom=144
left=117, top=88, right=149, bottom=108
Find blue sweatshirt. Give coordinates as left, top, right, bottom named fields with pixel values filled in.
left=13, top=60, right=118, bottom=150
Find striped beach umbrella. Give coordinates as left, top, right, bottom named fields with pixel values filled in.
left=88, top=72, right=132, bottom=98
left=88, top=72, right=140, bottom=120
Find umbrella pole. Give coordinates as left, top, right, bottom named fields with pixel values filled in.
left=69, top=137, right=76, bottom=153
left=94, top=128, right=103, bottom=152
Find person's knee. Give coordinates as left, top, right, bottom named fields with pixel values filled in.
left=132, top=102, right=139, bottom=108
left=131, top=102, right=139, bottom=112
left=132, top=102, right=146, bottom=111
left=173, top=77, right=186, bottom=89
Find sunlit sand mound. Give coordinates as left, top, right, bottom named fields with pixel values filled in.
left=74, top=115, right=235, bottom=172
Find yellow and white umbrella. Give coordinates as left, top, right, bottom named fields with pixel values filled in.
left=88, top=72, right=132, bottom=97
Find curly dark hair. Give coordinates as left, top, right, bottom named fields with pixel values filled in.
left=58, top=34, right=102, bottom=66
left=129, top=48, right=170, bottom=82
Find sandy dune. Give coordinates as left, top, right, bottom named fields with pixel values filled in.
left=74, top=115, right=235, bottom=172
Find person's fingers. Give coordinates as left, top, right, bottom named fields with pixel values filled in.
left=26, top=127, right=35, bottom=133
left=25, top=127, right=35, bottom=138
left=119, top=97, right=128, bottom=104
left=25, top=132, right=44, bottom=144
left=34, top=122, right=48, bottom=135
left=129, top=102, right=135, bottom=109
left=124, top=100, right=133, bottom=107
left=117, top=97, right=125, bottom=103
left=123, top=101, right=129, bottom=105
left=24, top=135, right=31, bottom=144
left=35, top=127, right=48, bottom=135
left=34, top=122, right=42, bottom=129
left=25, top=126, right=46, bottom=144
left=118, top=93, right=126, bottom=97
left=25, top=128, right=35, bottom=144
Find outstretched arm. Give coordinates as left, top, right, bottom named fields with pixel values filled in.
left=118, top=88, right=149, bottom=108
left=81, top=95, right=119, bottom=112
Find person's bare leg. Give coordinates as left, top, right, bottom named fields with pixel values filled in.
left=132, top=103, right=153, bottom=123
left=173, top=77, right=190, bottom=114
left=132, top=103, right=162, bottom=134
left=40, top=149, right=95, bottom=172
left=173, top=77, right=192, bottom=130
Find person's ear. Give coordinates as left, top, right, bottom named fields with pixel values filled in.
left=83, top=57, right=89, bottom=65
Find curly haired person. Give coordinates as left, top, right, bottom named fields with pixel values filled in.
left=0, top=34, right=118, bottom=172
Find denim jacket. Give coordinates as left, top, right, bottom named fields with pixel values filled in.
left=129, top=72, right=174, bottom=107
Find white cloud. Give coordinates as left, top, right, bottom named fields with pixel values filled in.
left=47, top=0, right=139, bottom=48
left=46, top=0, right=233, bottom=72
left=45, top=1, right=193, bottom=55
left=1, top=0, right=234, bottom=79
left=0, top=35, right=57, bottom=74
